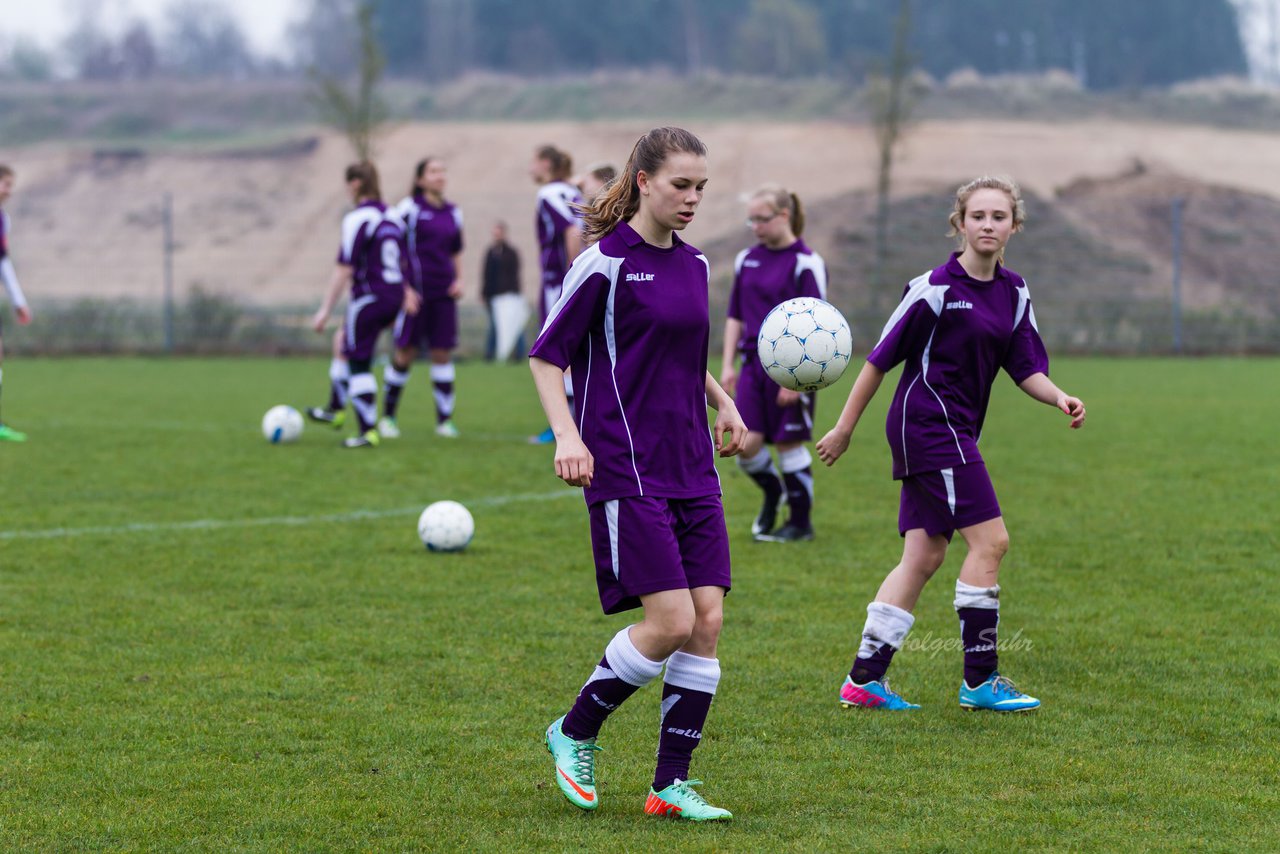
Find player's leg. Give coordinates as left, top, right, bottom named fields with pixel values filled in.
left=757, top=442, right=814, bottom=542
left=428, top=297, right=460, bottom=437
left=340, top=294, right=395, bottom=448
left=645, top=496, right=732, bottom=821
left=838, top=528, right=947, bottom=710
left=307, top=327, right=349, bottom=429
left=529, top=282, right=562, bottom=444
left=0, top=329, right=25, bottom=441
left=379, top=306, right=419, bottom=438
left=734, top=359, right=784, bottom=537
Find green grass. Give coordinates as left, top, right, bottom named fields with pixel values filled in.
left=1, top=356, right=1277, bottom=851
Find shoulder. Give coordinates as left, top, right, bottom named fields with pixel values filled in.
left=901, top=268, right=949, bottom=314
left=733, top=247, right=752, bottom=274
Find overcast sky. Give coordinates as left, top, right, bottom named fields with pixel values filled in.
left=0, top=0, right=304, bottom=58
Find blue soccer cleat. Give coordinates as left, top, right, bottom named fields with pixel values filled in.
left=545, top=715, right=601, bottom=810
left=959, top=672, right=1040, bottom=712
left=839, top=676, right=920, bottom=710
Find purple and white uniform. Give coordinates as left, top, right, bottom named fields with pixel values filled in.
left=530, top=222, right=730, bottom=614
left=535, top=180, right=583, bottom=322
left=728, top=239, right=827, bottom=444
left=0, top=209, right=28, bottom=329
left=338, top=200, right=407, bottom=361
left=868, top=253, right=1049, bottom=537
left=392, top=193, right=464, bottom=350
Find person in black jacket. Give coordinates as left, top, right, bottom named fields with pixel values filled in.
left=482, top=220, right=524, bottom=361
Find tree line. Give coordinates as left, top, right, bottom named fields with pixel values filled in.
left=1, top=0, right=1250, bottom=90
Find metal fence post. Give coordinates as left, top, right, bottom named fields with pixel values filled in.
left=163, top=192, right=175, bottom=354
left=1171, top=196, right=1184, bottom=355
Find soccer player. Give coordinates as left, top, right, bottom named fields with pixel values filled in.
left=309, top=162, right=419, bottom=448
left=528, top=145, right=584, bottom=444
left=530, top=127, right=746, bottom=821
left=0, top=164, right=31, bottom=443
left=381, top=157, right=465, bottom=439
left=720, top=184, right=828, bottom=542
left=816, top=176, right=1086, bottom=712
left=574, top=161, right=617, bottom=204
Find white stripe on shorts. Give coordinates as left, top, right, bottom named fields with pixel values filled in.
left=606, top=499, right=621, bottom=579
left=941, top=467, right=956, bottom=515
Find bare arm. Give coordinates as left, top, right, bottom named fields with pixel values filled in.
left=815, top=361, right=886, bottom=466
left=1018, top=371, right=1086, bottom=428
left=311, top=264, right=352, bottom=332
left=720, top=317, right=742, bottom=396
left=705, top=372, right=747, bottom=457
left=448, top=251, right=464, bottom=299
left=564, top=226, right=584, bottom=265
left=530, top=356, right=593, bottom=486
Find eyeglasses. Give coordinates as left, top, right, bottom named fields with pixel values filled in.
left=745, top=211, right=781, bottom=228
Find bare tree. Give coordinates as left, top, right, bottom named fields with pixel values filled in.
left=309, top=0, right=388, bottom=161
left=866, top=0, right=917, bottom=300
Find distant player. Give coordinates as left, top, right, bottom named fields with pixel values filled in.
left=531, top=127, right=746, bottom=822
left=309, top=162, right=419, bottom=448
left=574, top=161, right=617, bottom=204
left=816, top=176, right=1086, bottom=712
left=528, top=145, right=583, bottom=444
left=720, top=184, right=828, bottom=542
left=380, top=157, right=465, bottom=439
left=0, top=164, right=31, bottom=443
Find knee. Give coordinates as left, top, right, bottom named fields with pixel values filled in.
left=690, top=603, right=724, bottom=647
left=979, top=531, right=1010, bottom=563
left=651, top=605, right=696, bottom=651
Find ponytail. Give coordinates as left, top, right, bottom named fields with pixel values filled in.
left=750, top=184, right=805, bottom=237
left=409, top=157, right=436, bottom=198
left=345, top=161, right=381, bottom=202
left=580, top=127, right=707, bottom=244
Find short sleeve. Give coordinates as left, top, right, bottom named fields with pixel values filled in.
left=529, top=255, right=613, bottom=370
left=795, top=252, right=827, bottom=300
left=1003, top=284, right=1050, bottom=384
left=867, top=277, right=947, bottom=371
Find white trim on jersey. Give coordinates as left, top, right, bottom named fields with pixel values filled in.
left=537, top=180, right=582, bottom=225
left=604, top=266, right=644, bottom=495
left=605, top=499, right=621, bottom=579
left=451, top=206, right=464, bottom=232
left=345, top=294, right=377, bottom=350
left=919, top=327, right=967, bottom=468
left=340, top=206, right=385, bottom=264
left=875, top=272, right=948, bottom=347
left=733, top=247, right=750, bottom=276
left=0, top=258, right=25, bottom=309
left=941, top=467, right=957, bottom=514
left=794, top=250, right=828, bottom=299
left=539, top=243, right=623, bottom=335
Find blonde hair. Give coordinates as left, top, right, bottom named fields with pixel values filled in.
left=947, top=176, right=1026, bottom=261
left=580, top=127, right=707, bottom=244
left=750, top=183, right=806, bottom=237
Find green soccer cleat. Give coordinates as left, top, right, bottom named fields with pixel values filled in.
left=306, top=407, right=346, bottom=430
left=341, top=429, right=380, bottom=449
left=0, top=423, right=28, bottom=442
left=435, top=419, right=460, bottom=438
left=545, top=715, right=600, bottom=810
left=644, top=779, right=732, bottom=822
left=377, top=416, right=400, bottom=439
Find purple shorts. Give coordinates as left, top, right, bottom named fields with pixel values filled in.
left=588, top=494, right=732, bottom=615
left=735, top=353, right=815, bottom=444
left=898, top=462, right=1002, bottom=542
left=394, top=295, right=458, bottom=351
left=342, top=288, right=402, bottom=361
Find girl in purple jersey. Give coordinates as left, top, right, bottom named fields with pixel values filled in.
left=528, top=145, right=585, bottom=445
left=530, top=127, right=746, bottom=822
left=816, top=176, right=1086, bottom=713
left=0, top=164, right=32, bottom=443
left=721, top=184, right=828, bottom=543
left=380, top=157, right=465, bottom=439
left=309, top=162, right=419, bottom=449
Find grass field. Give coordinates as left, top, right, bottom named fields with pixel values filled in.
left=1, top=356, right=1277, bottom=851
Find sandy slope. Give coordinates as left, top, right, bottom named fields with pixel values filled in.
left=7, top=118, right=1280, bottom=304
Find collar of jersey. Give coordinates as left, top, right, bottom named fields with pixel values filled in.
left=616, top=220, right=694, bottom=254
left=945, top=251, right=1008, bottom=284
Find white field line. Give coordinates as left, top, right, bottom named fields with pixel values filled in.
left=0, top=489, right=579, bottom=542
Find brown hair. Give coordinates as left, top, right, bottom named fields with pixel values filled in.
left=580, top=127, right=707, bottom=244
left=588, top=162, right=617, bottom=184
left=345, top=161, right=381, bottom=201
left=0, top=164, right=12, bottom=180
left=751, top=183, right=806, bottom=237
left=535, top=145, right=573, bottom=182
left=410, top=157, right=437, bottom=197
left=947, top=176, right=1026, bottom=261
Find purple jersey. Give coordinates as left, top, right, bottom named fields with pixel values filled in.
left=393, top=194, right=464, bottom=298
left=535, top=180, right=583, bottom=288
left=337, top=200, right=408, bottom=298
left=530, top=222, right=720, bottom=506
left=728, top=239, right=827, bottom=351
left=868, top=253, right=1049, bottom=479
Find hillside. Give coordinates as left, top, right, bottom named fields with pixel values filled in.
left=6, top=115, right=1280, bottom=352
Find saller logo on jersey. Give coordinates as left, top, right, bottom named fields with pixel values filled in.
left=946, top=300, right=974, bottom=310
left=625, top=272, right=655, bottom=282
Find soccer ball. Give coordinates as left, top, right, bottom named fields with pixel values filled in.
left=261, top=405, right=304, bottom=444
left=417, top=500, right=475, bottom=552
left=757, top=297, right=853, bottom=392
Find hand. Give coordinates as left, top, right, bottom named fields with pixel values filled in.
left=15, top=305, right=32, bottom=325
left=554, top=434, right=594, bottom=487
left=815, top=426, right=851, bottom=467
left=446, top=280, right=463, bottom=300
left=719, top=367, right=737, bottom=398
left=311, top=308, right=329, bottom=333
left=1058, top=394, right=1086, bottom=429
left=776, top=387, right=801, bottom=407
left=713, top=400, right=747, bottom=457
left=403, top=287, right=422, bottom=316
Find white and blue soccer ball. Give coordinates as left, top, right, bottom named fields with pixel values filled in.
left=757, top=297, right=853, bottom=392
left=261, top=405, right=304, bottom=444
left=418, top=500, right=475, bottom=552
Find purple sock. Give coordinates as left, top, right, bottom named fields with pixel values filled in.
left=562, top=627, right=664, bottom=741
left=850, top=643, right=897, bottom=685
left=383, top=363, right=410, bottom=419
left=782, top=468, right=813, bottom=529
left=958, top=608, right=1000, bottom=686
left=653, top=651, right=720, bottom=791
